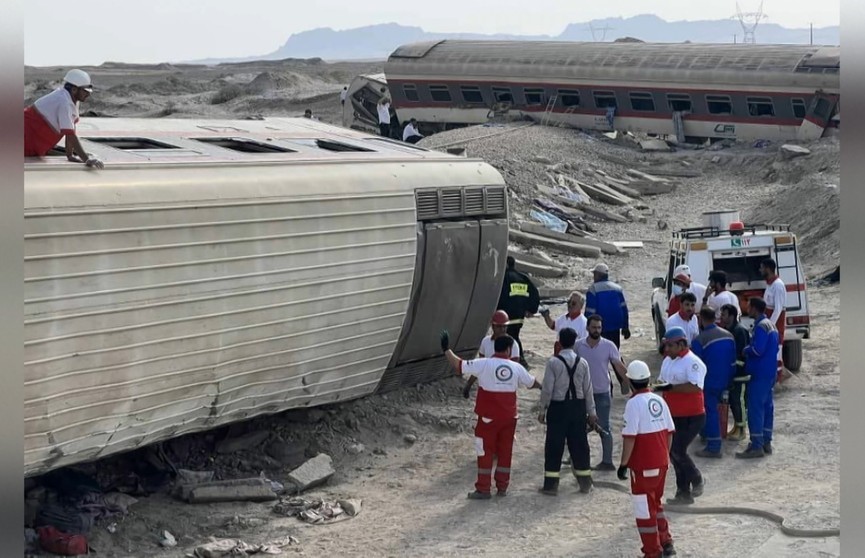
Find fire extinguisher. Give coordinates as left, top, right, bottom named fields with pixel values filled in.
left=719, top=390, right=730, bottom=439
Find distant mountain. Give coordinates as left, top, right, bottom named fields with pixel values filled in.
left=183, top=16, right=839, bottom=65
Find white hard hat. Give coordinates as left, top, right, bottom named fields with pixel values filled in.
left=673, top=264, right=691, bottom=277
left=64, top=69, right=93, bottom=91
left=626, top=360, right=651, bottom=381
left=593, top=263, right=609, bottom=274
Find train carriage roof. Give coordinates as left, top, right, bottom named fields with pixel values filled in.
left=386, top=40, right=839, bottom=89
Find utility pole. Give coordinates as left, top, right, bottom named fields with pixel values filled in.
left=810, top=23, right=813, bottom=45
left=734, top=34, right=738, bottom=44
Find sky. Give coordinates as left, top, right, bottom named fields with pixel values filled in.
left=25, top=0, right=840, bottom=66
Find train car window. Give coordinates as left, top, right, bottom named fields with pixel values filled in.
left=667, top=93, right=692, bottom=112
left=813, top=98, right=832, bottom=119
left=84, top=137, right=181, bottom=150
left=492, top=87, right=513, bottom=103
left=523, top=88, right=545, bottom=106
left=791, top=98, right=807, bottom=118
left=558, top=90, right=580, bottom=107
left=706, top=95, right=733, bottom=115
left=429, top=85, right=452, bottom=102
left=192, top=137, right=297, bottom=153
left=629, top=92, right=656, bottom=112
left=460, top=86, right=484, bottom=104
left=403, top=84, right=420, bottom=102
left=593, top=91, right=617, bottom=109
left=746, top=97, right=775, bottom=117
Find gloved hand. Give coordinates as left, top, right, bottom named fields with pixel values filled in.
left=617, top=465, right=629, bottom=481
left=439, top=330, right=450, bottom=353
left=622, top=328, right=631, bottom=340
left=85, top=157, right=104, bottom=169
left=462, top=384, right=471, bottom=399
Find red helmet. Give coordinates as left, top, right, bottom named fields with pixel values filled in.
left=491, top=310, right=510, bottom=326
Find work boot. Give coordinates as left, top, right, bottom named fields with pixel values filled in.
left=727, top=425, right=746, bottom=442
left=594, top=462, right=617, bottom=472
left=763, top=442, right=773, bottom=455
left=695, top=448, right=722, bottom=459
left=577, top=476, right=594, bottom=494
left=666, top=492, right=694, bottom=505
left=467, top=490, right=492, bottom=500
left=691, top=477, right=705, bottom=498
left=540, top=477, right=559, bottom=496
left=662, top=542, right=677, bottom=556
left=496, top=490, right=507, bottom=497
left=735, top=444, right=765, bottom=459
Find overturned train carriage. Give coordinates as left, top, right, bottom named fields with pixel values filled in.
left=24, top=117, right=509, bottom=476
left=383, top=40, right=840, bottom=141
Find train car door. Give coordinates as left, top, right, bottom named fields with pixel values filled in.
left=796, top=92, right=839, bottom=140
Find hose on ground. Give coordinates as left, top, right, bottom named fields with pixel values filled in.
left=591, top=480, right=840, bottom=538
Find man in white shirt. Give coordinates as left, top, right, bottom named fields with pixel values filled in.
left=703, top=270, right=740, bottom=319
left=664, top=292, right=700, bottom=346
left=540, top=291, right=588, bottom=354
left=377, top=98, right=392, bottom=138
left=402, top=118, right=424, bottom=144
left=760, top=258, right=788, bottom=383
left=464, top=310, right=520, bottom=399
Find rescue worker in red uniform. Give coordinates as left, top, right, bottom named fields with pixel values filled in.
left=760, top=258, right=788, bottom=383
left=463, top=310, right=520, bottom=398
left=441, top=331, right=541, bottom=499
left=618, top=360, right=677, bottom=558
left=538, top=327, right=597, bottom=495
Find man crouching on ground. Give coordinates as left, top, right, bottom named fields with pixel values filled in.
left=539, top=327, right=597, bottom=495
left=441, top=331, right=541, bottom=499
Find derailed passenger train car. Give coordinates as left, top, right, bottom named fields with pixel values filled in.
left=381, top=40, right=840, bottom=142
left=24, top=117, right=508, bottom=476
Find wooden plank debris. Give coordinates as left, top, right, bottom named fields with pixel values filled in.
left=602, top=180, right=642, bottom=199
left=572, top=202, right=630, bottom=223
left=518, top=221, right=623, bottom=255
left=611, top=241, right=645, bottom=249
left=509, top=229, right=603, bottom=258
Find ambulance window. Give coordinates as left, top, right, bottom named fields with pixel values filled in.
left=711, top=255, right=765, bottom=284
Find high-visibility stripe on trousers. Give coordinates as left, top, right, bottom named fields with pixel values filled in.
left=630, top=467, right=673, bottom=558
left=543, top=398, right=591, bottom=490
left=473, top=416, right=517, bottom=494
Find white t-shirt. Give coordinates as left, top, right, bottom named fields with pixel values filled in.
left=377, top=102, right=391, bottom=124
left=554, top=313, right=588, bottom=340
left=33, top=87, right=78, bottom=134
left=764, top=278, right=787, bottom=325
left=659, top=351, right=706, bottom=389
left=665, top=312, right=700, bottom=343
left=403, top=123, right=422, bottom=140
left=705, top=290, right=740, bottom=316
left=478, top=335, right=520, bottom=360
left=340, top=90, right=347, bottom=102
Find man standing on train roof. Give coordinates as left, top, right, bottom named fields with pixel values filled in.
left=540, top=291, right=588, bottom=355
left=377, top=96, right=392, bottom=138
left=463, top=310, right=520, bottom=399
left=703, top=270, right=740, bottom=319
left=691, top=306, right=736, bottom=459
left=585, top=262, right=630, bottom=395
left=24, top=69, right=104, bottom=169
left=666, top=265, right=706, bottom=317
left=760, top=258, right=790, bottom=384
left=497, top=256, right=540, bottom=368
left=440, top=330, right=541, bottom=499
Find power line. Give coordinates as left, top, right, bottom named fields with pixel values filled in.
left=733, top=0, right=768, bottom=44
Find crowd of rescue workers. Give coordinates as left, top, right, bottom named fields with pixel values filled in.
left=438, top=255, right=787, bottom=558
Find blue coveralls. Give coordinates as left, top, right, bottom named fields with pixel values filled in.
left=691, top=324, right=737, bottom=452
left=744, top=314, right=779, bottom=449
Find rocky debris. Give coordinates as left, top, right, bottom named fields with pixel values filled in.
left=160, top=530, right=178, bottom=548
left=347, top=443, right=365, bottom=455
left=177, top=469, right=215, bottom=485
left=510, top=229, right=602, bottom=258
left=287, top=454, right=335, bottom=492
left=181, top=478, right=280, bottom=504
left=640, top=139, right=672, bottom=152
left=780, top=144, right=812, bottom=160
left=272, top=496, right=363, bottom=524
left=216, top=430, right=270, bottom=454
left=404, top=434, right=418, bottom=444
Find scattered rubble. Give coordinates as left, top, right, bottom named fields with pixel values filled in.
left=190, top=536, right=299, bottom=557
left=272, top=496, right=363, bottom=524
left=780, top=144, right=812, bottom=159
left=287, top=453, right=335, bottom=492
left=182, top=477, right=280, bottom=504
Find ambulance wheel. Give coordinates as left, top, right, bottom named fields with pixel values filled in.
left=653, top=306, right=665, bottom=343
left=783, top=339, right=802, bottom=372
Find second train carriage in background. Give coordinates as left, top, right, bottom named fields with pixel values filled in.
left=24, top=117, right=509, bottom=476
left=349, top=39, right=840, bottom=142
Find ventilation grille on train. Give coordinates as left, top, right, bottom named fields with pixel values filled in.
left=414, top=186, right=507, bottom=221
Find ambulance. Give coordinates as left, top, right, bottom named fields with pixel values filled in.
left=650, top=210, right=810, bottom=371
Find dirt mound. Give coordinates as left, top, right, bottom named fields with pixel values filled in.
left=245, top=71, right=302, bottom=93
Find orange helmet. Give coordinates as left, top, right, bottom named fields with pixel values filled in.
left=491, top=310, right=510, bottom=326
